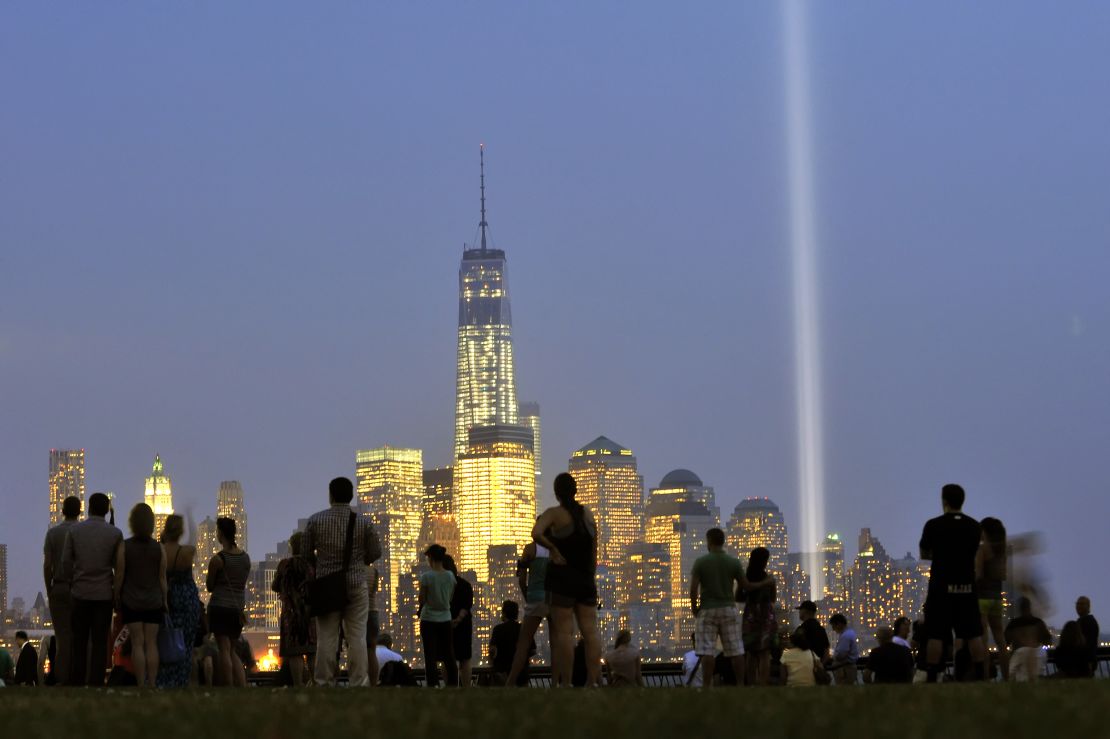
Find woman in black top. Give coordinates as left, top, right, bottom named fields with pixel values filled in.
left=533, top=472, right=601, bottom=687
left=976, top=517, right=1008, bottom=678
left=443, top=555, right=474, bottom=688
left=112, top=503, right=168, bottom=688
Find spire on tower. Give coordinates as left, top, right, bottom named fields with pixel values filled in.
left=479, top=144, right=488, bottom=252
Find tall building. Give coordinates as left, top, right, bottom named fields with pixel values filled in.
left=454, top=425, right=536, bottom=581
left=618, top=541, right=673, bottom=658
left=49, top=449, right=86, bottom=526
left=478, top=544, right=521, bottom=663
left=419, top=466, right=460, bottom=559
left=726, top=497, right=788, bottom=577
left=144, top=455, right=174, bottom=537
left=453, top=147, right=520, bottom=461
left=818, top=532, right=847, bottom=611
left=846, top=530, right=898, bottom=635
left=194, top=516, right=219, bottom=602
left=783, top=553, right=813, bottom=626
left=0, top=543, right=7, bottom=621
left=217, top=481, right=249, bottom=556
left=356, top=447, right=424, bottom=624
left=568, top=436, right=644, bottom=575
left=648, top=469, right=720, bottom=525
left=891, top=551, right=930, bottom=620
left=518, top=402, right=542, bottom=492
left=645, top=470, right=718, bottom=652
left=246, top=551, right=281, bottom=631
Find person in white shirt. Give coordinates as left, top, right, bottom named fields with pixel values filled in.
left=375, top=633, right=403, bottom=668
left=682, top=634, right=703, bottom=687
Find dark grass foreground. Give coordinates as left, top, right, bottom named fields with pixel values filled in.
left=2, top=682, right=1108, bottom=739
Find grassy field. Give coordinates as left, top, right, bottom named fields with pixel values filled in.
left=2, top=682, right=1107, bottom=739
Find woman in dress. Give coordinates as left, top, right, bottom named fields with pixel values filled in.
left=741, top=546, right=777, bottom=685
left=206, top=517, right=251, bottom=687
left=158, top=513, right=200, bottom=688
left=113, top=503, right=168, bottom=688
left=271, top=531, right=316, bottom=687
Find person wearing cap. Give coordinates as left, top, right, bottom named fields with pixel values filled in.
left=418, top=544, right=458, bottom=687
left=794, top=600, right=830, bottom=663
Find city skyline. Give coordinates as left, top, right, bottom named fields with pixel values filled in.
left=3, top=2, right=1108, bottom=623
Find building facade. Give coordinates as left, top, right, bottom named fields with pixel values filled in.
left=518, top=402, right=542, bottom=493
left=194, top=516, right=218, bottom=603
left=356, top=447, right=424, bottom=624
left=618, top=541, right=673, bottom=658
left=216, top=481, right=249, bottom=556
left=726, top=497, right=789, bottom=577
left=49, top=449, right=86, bottom=526
left=568, top=437, right=644, bottom=577
left=144, top=455, right=174, bottom=538
left=454, top=425, right=536, bottom=581
left=453, top=150, right=519, bottom=462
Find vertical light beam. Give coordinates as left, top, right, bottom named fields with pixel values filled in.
left=784, top=0, right=826, bottom=599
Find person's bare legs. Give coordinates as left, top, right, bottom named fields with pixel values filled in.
left=458, top=657, right=472, bottom=688
left=700, top=654, right=716, bottom=687
left=984, top=614, right=1008, bottom=679
left=215, top=635, right=233, bottom=686
left=549, top=606, right=575, bottom=687
left=573, top=603, right=602, bottom=687
left=506, top=615, right=543, bottom=686
left=967, top=636, right=987, bottom=680
left=730, top=655, right=746, bottom=686
left=129, top=623, right=148, bottom=687
left=142, top=623, right=160, bottom=687
left=231, top=650, right=246, bottom=687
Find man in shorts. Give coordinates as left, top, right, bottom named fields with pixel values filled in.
left=919, top=483, right=986, bottom=681
left=689, top=528, right=745, bottom=687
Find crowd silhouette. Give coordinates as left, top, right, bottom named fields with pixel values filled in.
left=2, top=479, right=1101, bottom=688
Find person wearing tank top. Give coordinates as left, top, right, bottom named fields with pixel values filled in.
left=505, top=539, right=550, bottom=687
left=113, top=503, right=168, bottom=688
left=533, top=473, right=602, bottom=687
left=158, top=513, right=201, bottom=688
left=206, top=517, right=251, bottom=687
left=976, top=517, right=1009, bottom=679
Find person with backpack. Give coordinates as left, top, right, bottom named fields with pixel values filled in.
left=272, top=531, right=316, bottom=687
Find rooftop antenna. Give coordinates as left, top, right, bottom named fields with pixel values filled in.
left=479, top=143, right=488, bottom=251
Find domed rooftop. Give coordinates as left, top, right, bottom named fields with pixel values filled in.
left=732, top=497, right=781, bottom=513
left=659, top=468, right=703, bottom=488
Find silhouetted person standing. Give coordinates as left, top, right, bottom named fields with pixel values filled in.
left=43, top=495, right=81, bottom=686
left=689, top=527, right=746, bottom=688
left=63, top=492, right=122, bottom=686
left=418, top=544, right=457, bottom=687
left=919, top=483, right=986, bottom=681
left=1076, top=596, right=1100, bottom=677
left=304, top=477, right=380, bottom=687
left=444, top=555, right=474, bottom=688
left=13, top=631, right=39, bottom=686
left=113, top=503, right=168, bottom=688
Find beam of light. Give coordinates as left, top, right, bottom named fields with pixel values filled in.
left=784, top=0, right=826, bottom=599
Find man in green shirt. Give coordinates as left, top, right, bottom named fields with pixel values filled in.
left=689, top=527, right=745, bottom=687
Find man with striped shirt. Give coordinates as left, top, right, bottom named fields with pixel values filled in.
left=304, top=477, right=381, bottom=687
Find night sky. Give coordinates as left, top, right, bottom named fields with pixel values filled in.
left=3, top=2, right=1108, bottom=626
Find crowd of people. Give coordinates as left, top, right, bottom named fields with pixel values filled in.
left=2, top=478, right=1101, bottom=688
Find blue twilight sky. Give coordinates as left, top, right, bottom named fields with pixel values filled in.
left=2, top=2, right=1108, bottom=624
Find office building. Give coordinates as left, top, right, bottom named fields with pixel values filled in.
left=216, top=481, right=249, bottom=556
left=144, top=455, right=174, bottom=538
left=726, top=497, right=788, bottom=576
left=49, top=449, right=86, bottom=526
left=568, top=436, right=644, bottom=574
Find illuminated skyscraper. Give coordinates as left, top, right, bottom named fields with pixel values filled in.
left=217, top=481, right=249, bottom=555
left=194, top=517, right=218, bottom=602
left=49, top=449, right=86, bottom=526
left=419, top=466, right=460, bottom=559
left=453, top=147, right=520, bottom=461
left=618, top=541, right=673, bottom=658
left=819, top=532, right=847, bottom=612
left=726, top=498, right=788, bottom=577
left=847, top=530, right=898, bottom=634
left=454, top=425, right=536, bottom=581
left=568, top=437, right=644, bottom=574
left=518, top=402, right=542, bottom=491
left=645, top=470, right=718, bottom=650
left=891, top=551, right=930, bottom=620
left=356, top=447, right=424, bottom=620
left=0, top=543, right=7, bottom=621
left=478, top=544, right=521, bottom=663
left=144, top=455, right=174, bottom=538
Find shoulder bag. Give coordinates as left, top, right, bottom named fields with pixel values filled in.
left=308, top=511, right=356, bottom=616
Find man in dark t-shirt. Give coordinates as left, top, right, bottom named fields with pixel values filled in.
left=795, top=600, right=831, bottom=662
left=1076, top=596, right=1100, bottom=676
left=919, top=483, right=986, bottom=681
left=866, top=627, right=914, bottom=684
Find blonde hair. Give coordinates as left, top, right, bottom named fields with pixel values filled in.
left=161, top=514, right=185, bottom=543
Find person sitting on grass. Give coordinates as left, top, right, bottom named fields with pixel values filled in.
left=603, top=630, right=643, bottom=687
left=1006, top=597, right=1052, bottom=682
left=827, top=614, right=858, bottom=685
left=865, top=627, right=914, bottom=684
left=490, top=600, right=532, bottom=686
left=780, top=630, right=827, bottom=687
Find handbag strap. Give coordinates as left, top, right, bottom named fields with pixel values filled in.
left=341, top=511, right=356, bottom=572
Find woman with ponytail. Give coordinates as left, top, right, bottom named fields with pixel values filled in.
left=205, top=517, right=251, bottom=686
left=532, top=472, right=601, bottom=687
